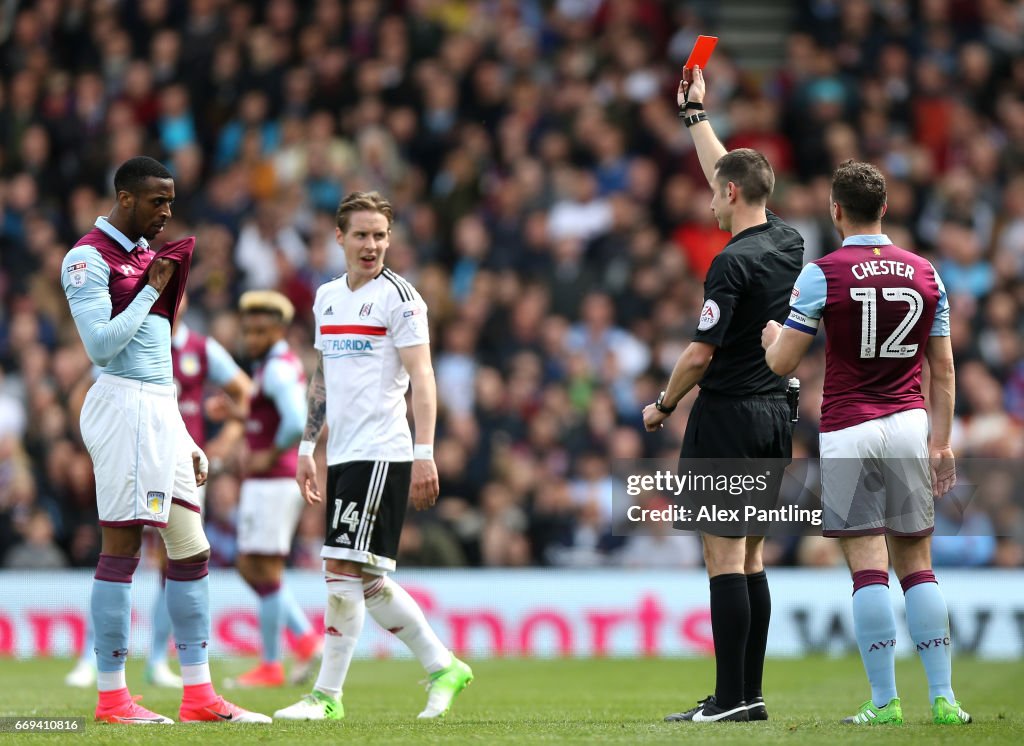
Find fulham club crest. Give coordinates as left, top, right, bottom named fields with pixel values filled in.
left=697, top=299, right=720, bottom=330
left=359, top=303, right=373, bottom=318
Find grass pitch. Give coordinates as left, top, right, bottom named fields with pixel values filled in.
left=0, top=656, right=1020, bottom=744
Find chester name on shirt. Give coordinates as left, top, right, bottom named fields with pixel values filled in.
left=851, top=258, right=915, bottom=281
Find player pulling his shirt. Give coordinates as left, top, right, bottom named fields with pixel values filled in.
left=61, top=156, right=269, bottom=725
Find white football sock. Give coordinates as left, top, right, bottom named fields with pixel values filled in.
left=181, top=662, right=211, bottom=686
left=364, top=575, right=452, bottom=673
left=313, top=573, right=365, bottom=700
left=96, top=669, right=126, bottom=692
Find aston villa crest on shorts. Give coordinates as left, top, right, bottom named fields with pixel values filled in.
left=359, top=303, right=373, bottom=318
left=147, top=491, right=166, bottom=514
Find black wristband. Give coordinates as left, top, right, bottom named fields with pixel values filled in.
left=682, top=111, right=708, bottom=128
left=677, top=101, right=704, bottom=117
left=655, top=390, right=676, bottom=414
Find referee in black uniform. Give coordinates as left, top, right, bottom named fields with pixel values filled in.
left=642, top=65, right=804, bottom=723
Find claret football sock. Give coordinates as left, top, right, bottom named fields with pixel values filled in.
left=744, top=570, right=771, bottom=702
left=709, top=573, right=750, bottom=709
left=851, top=570, right=898, bottom=707
left=313, top=573, right=365, bottom=699
left=901, top=571, right=956, bottom=704
left=364, top=575, right=452, bottom=673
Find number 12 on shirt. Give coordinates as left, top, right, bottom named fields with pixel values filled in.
left=849, top=286, right=924, bottom=359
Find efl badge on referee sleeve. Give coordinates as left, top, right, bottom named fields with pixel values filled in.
left=697, top=299, right=720, bottom=330
left=147, top=491, right=166, bottom=514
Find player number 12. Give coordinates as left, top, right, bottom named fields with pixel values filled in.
left=850, top=286, right=923, bottom=359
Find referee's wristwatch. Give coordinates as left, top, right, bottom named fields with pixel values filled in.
left=654, top=390, right=676, bottom=414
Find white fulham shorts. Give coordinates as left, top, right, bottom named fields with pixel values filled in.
left=237, top=477, right=305, bottom=555
left=819, top=408, right=933, bottom=537
left=81, top=374, right=200, bottom=528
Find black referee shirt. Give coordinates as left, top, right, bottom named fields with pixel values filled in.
left=693, top=210, right=804, bottom=396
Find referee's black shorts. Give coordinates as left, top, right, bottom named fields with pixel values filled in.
left=677, top=390, right=792, bottom=536
left=681, top=390, right=792, bottom=460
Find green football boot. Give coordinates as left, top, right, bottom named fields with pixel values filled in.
left=417, top=656, right=474, bottom=719
left=274, top=690, right=344, bottom=721
left=932, top=696, right=971, bottom=724
left=842, top=697, right=903, bottom=725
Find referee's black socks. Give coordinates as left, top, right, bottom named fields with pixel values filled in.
left=709, top=573, right=750, bottom=708
left=744, top=570, right=771, bottom=702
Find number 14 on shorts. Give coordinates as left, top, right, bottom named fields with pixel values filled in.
left=332, top=500, right=360, bottom=533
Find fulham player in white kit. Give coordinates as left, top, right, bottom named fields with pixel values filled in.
left=275, top=192, right=472, bottom=722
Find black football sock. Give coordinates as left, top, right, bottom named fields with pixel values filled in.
left=709, top=572, right=750, bottom=709
left=744, top=570, right=771, bottom=701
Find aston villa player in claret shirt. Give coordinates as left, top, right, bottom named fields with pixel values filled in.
left=763, top=160, right=970, bottom=726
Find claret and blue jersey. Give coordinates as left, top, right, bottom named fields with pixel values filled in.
left=785, top=234, right=950, bottom=433
left=60, top=217, right=169, bottom=384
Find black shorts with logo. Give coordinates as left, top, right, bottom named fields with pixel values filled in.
left=678, top=391, right=792, bottom=535
left=322, top=460, right=411, bottom=573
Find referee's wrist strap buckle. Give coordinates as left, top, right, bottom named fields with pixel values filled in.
left=682, top=111, right=708, bottom=127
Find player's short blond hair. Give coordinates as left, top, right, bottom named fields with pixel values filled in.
left=336, top=191, right=394, bottom=232
left=239, top=290, right=295, bottom=324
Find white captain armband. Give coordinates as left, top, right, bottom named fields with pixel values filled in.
left=784, top=311, right=819, bottom=335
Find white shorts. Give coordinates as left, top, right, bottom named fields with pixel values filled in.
left=237, top=477, right=305, bottom=555
left=81, top=374, right=200, bottom=528
left=819, top=408, right=933, bottom=537
left=194, top=483, right=207, bottom=512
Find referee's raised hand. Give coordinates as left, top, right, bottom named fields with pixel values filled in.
left=678, top=64, right=706, bottom=107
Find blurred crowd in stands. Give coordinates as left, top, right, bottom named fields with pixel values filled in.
left=1, top=0, right=1023, bottom=572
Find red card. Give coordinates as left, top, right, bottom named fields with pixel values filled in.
left=684, top=35, right=718, bottom=71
